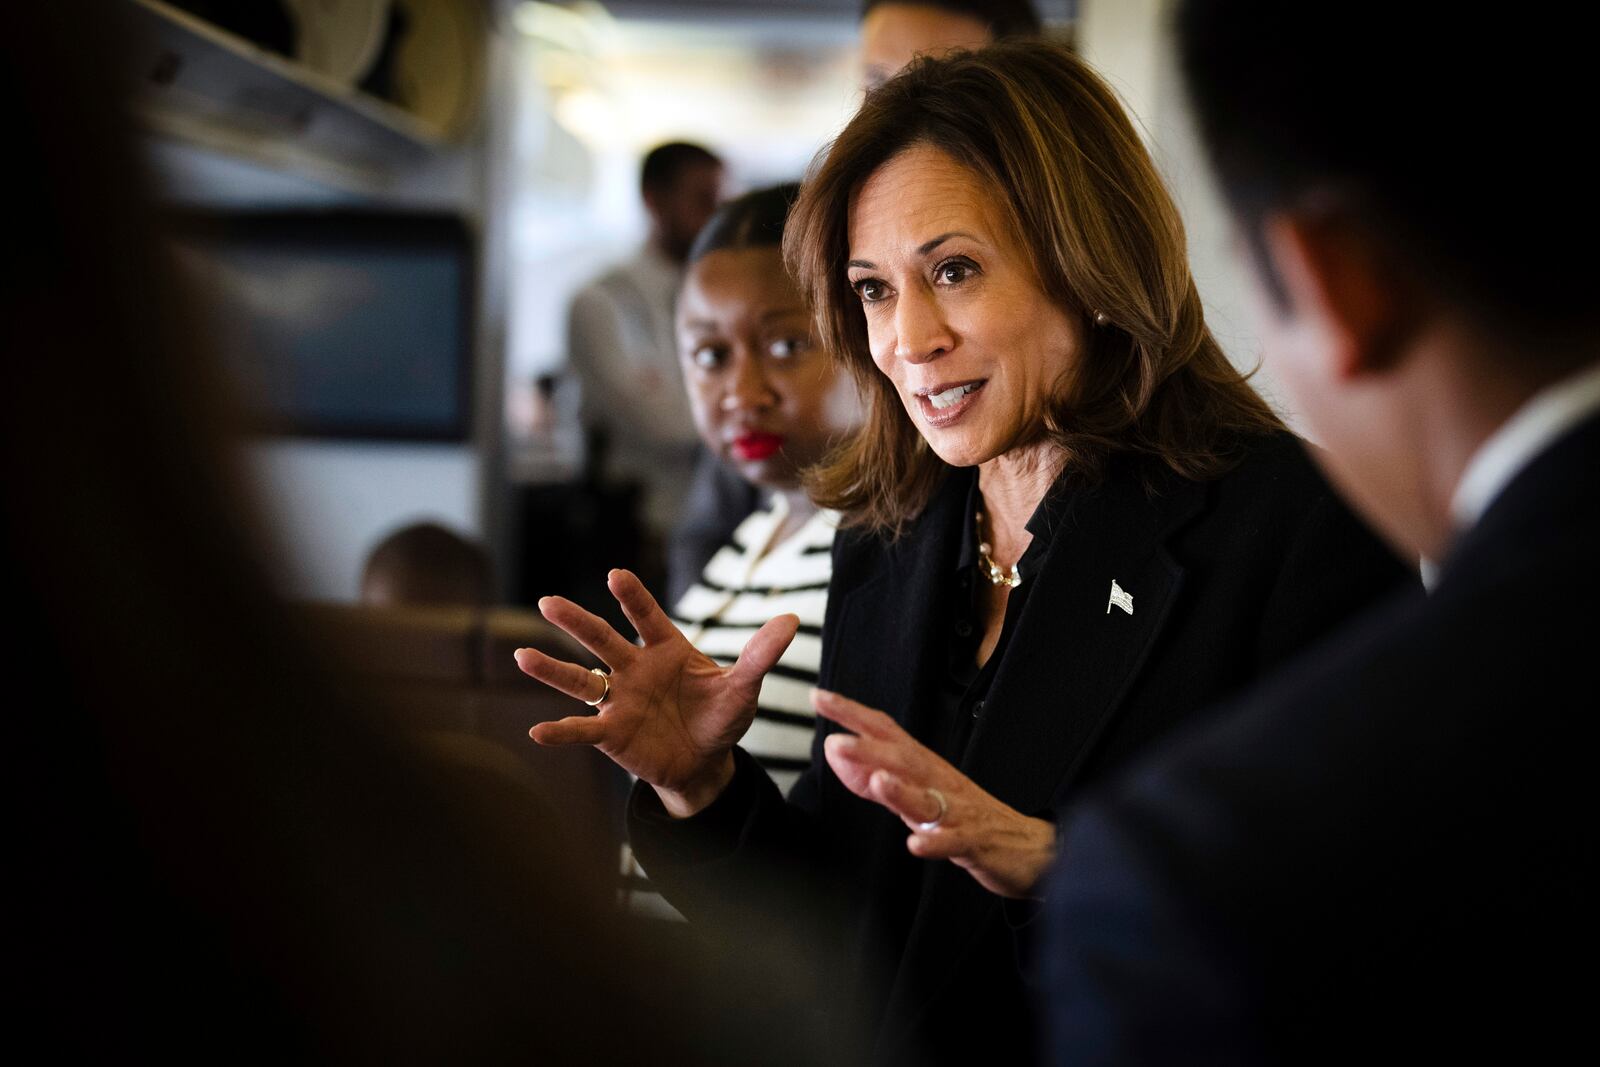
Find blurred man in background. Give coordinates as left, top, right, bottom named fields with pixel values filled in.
left=568, top=141, right=725, bottom=588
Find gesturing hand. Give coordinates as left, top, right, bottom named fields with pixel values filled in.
left=813, top=689, right=1058, bottom=900
left=515, top=569, right=799, bottom=818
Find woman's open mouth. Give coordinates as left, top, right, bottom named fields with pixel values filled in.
left=731, top=432, right=785, bottom=461
left=915, top=380, right=986, bottom=427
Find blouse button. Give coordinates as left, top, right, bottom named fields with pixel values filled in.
left=954, top=619, right=973, bottom=637
left=972, top=699, right=986, bottom=718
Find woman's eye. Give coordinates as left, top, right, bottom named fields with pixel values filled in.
left=853, top=279, right=887, bottom=303
left=690, top=345, right=723, bottom=369
left=936, top=259, right=974, bottom=285
left=767, top=337, right=809, bottom=359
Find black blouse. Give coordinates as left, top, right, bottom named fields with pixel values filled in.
left=935, top=469, right=1071, bottom=762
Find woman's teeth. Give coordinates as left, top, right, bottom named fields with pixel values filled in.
left=928, top=383, right=981, bottom=410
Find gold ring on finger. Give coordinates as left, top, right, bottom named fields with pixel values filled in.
left=584, top=667, right=610, bottom=707
left=917, top=787, right=948, bottom=831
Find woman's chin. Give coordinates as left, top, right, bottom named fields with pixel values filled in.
left=733, top=456, right=802, bottom=492
left=921, top=432, right=1001, bottom=470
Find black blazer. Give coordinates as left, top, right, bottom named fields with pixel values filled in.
left=630, top=433, right=1415, bottom=1066
left=1043, top=412, right=1600, bottom=1064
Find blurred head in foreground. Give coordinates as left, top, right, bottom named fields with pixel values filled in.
left=1175, top=0, right=1600, bottom=559
left=5, top=5, right=801, bottom=1061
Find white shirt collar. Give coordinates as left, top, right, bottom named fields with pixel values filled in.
left=1450, top=359, right=1600, bottom=533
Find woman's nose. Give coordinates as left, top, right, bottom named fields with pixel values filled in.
left=890, top=285, right=955, bottom=364
left=720, top=351, right=777, bottom=412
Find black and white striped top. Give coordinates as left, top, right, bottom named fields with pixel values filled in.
left=670, top=494, right=836, bottom=796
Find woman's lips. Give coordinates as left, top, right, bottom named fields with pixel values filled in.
left=915, top=380, right=986, bottom=427
left=731, top=432, right=785, bottom=461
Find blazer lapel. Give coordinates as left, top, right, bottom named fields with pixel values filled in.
left=962, top=465, right=1205, bottom=813
left=881, top=465, right=1206, bottom=1051
left=821, top=473, right=969, bottom=728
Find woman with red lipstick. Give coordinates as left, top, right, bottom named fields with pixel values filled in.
left=517, top=42, right=1416, bottom=1064
left=664, top=184, right=862, bottom=800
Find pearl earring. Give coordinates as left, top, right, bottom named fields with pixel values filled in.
left=1093, top=310, right=1110, bottom=326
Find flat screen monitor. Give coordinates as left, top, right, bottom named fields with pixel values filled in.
left=172, top=213, right=474, bottom=441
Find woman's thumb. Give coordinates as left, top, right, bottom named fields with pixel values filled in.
left=731, top=613, right=800, bottom=685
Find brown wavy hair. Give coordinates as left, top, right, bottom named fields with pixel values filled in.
left=785, top=39, right=1282, bottom=536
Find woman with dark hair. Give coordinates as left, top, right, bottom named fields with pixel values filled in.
left=667, top=184, right=862, bottom=795
left=622, top=186, right=861, bottom=917
left=517, top=40, right=1415, bottom=1064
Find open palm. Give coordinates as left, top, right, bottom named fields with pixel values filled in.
left=515, top=569, right=799, bottom=798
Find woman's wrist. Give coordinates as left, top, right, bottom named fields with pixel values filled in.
left=654, top=750, right=738, bottom=819
left=1015, top=814, right=1060, bottom=899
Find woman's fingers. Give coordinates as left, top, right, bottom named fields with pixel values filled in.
left=873, top=776, right=980, bottom=861
left=907, top=830, right=968, bottom=860
left=608, top=569, right=681, bottom=646
left=729, top=613, right=800, bottom=686
left=822, top=733, right=878, bottom=799
left=811, top=689, right=903, bottom=741
left=825, top=732, right=924, bottom=780
left=823, top=733, right=930, bottom=807
left=529, top=714, right=609, bottom=747
left=537, top=595, right=635, bottom=668
left=868, top=769, right=949, bottom=828
left=514, top=647, right=610, bottom=704
left=824, top=734, right=940, bottom=818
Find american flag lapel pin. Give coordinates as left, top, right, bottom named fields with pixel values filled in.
left=1106, top=579, right=1133, bottom=615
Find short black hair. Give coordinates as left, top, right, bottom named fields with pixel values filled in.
left=1175, top=0, right=1599, bottom=335
left=859, top=0, right=1041, bottom=39
left=361, top=522, right=492, bottom=606
left=640, top=141, right=723, bottom=196
left=687, top=183, right=801, bottom=265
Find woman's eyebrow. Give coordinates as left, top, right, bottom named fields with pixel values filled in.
left=848, top=231, right=979, bottom=270
left=918, top=231, right=975, bottom=255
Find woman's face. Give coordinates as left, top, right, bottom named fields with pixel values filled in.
left=846, top=143, right=1085, bottom=469
left=677, top=246, right=861, bottom=490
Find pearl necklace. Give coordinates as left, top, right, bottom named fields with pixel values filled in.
left=975, top=510, right=1022, bottom=588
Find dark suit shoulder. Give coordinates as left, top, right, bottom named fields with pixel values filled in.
left=1097, top=431, right=1353, bottom=558
left=1047, top=496, right=1596, bottom=1060
left=1193, top=431, right=1346, bottom=528
left=1183, top=431, right=1418, bottom=671
left=1148, top=430, right=1414, bottom=609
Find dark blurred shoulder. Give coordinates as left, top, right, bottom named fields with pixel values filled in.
left=1205, top=430, right=1338, bottom=508
left=1184, top=430, right=1402, bottom=563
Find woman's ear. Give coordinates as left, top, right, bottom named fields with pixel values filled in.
left=1259, top=210, right=1421, bottom=382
